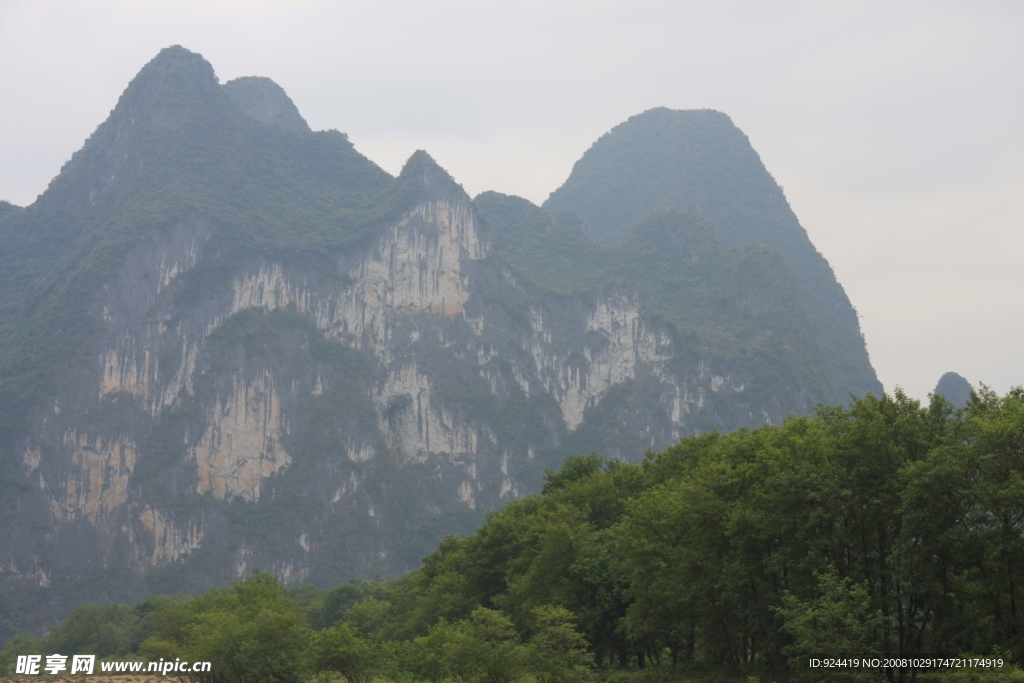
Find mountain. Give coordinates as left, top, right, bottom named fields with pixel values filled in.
left=0, top=47, right=877, bottom=639
left=473, top=194, right=832, bottom=411
left=541, top=108, right=880, bottom=401
left=933, top=371, right=973, bottom=407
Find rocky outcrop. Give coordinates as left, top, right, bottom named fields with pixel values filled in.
left=0, top=47, right=867, bottom=639
left=2, top=161, right=793, bottom=624
left=47, top=433, right=138, bottom=524
left=192, top=370, right=291, bottom=501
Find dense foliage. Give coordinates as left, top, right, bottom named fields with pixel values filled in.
left=5, top=387, right=1024, bottom=682
left=474, top=193, right=832, bottom=406
left=538, top=107, right=881, bottom=400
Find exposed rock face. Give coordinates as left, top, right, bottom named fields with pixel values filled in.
left=192, top=370, right=291, bottom=501
left=47, top=433, right=138, bottom=524
left=0, top=46, right=875, bottom=637
left=1, top=165, right=803, bottom=627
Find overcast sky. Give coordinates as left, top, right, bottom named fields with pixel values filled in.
left=1, top=0, right=1021, bottom=402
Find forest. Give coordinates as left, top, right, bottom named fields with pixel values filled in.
left=3, top=386, right=1024, bottom=683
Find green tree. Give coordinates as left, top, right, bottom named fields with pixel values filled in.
left=618, top=464, right=739, bottom=668
left=139, top=570, right=310, bottom=683
left=307, top=623, right=374, bottom=683
left=776, top=567, right=886, bottom=682
left=529, top=605, right=592, bottom=683
left=441, top=608, right=532, bottom=683
left=0, top=632, right=44, bottom=675
left=314, top=583, right=366, bottom=630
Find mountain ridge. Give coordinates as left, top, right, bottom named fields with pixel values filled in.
left=0, top=46, right=878, bottom=640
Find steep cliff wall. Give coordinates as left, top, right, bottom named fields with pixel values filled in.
left=1, top=162, right=799, bottom=630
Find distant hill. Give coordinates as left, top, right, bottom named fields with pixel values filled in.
left=934, top=371, right=973, bottom=406
left=542, top=107, right=880, bottom=401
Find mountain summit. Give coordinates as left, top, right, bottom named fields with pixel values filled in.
left=541, top=107, right=880, bottom=400
left=0, top=49, right=879, bottom=639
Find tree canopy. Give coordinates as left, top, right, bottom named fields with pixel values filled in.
left=5, top=386, right=1024, bottom=682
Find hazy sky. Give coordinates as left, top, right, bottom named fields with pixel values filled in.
left=1, top=0, right=1022, bottom=401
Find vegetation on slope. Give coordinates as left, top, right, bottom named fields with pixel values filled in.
left=475, top=192, right=833, bottom=407
left=539, top=107, right=880, bottom=400
left=0, top=46, right=426, bottom=450
left=542, top=108, right=795, bottom=251
left=6, top=386, right=1024, bottom=682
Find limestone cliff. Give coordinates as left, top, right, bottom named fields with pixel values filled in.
left=2, top=169, right=775, bottom=626
left=0, top=46, right=872, bottom=638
